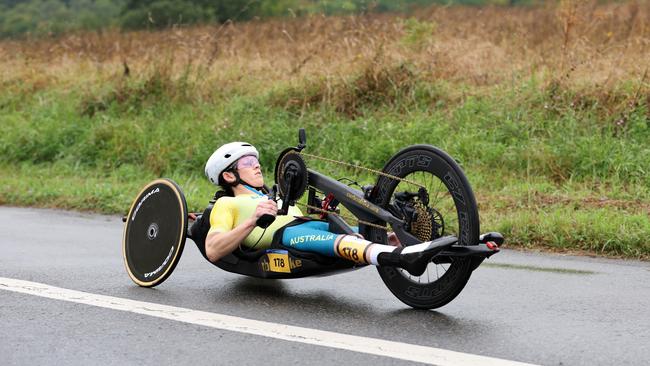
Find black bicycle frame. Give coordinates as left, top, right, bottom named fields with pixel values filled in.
left=307, top=169, right=422, bottom=245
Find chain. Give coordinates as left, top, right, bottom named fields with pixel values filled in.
left=281, top=150, right=430, bottom=231
left=294, top=201, right=389, bottom=231
left=299, top=152, right=425, bottom=188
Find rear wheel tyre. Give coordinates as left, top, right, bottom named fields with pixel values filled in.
left=122, top=178, right=187, bottom=287
left=363, top=145, right=480, bottom=309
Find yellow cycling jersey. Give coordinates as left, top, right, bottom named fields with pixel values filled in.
left=208, top=194, right=303, bottom=248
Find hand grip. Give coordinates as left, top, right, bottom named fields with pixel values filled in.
left=256, top=214, right=275, bottom=229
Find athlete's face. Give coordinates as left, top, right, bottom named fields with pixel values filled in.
left=236, top=155, right=264, bottom=187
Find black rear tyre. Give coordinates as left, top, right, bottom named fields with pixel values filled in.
left=122, top=179, right=187, bottom=287
left=363, top=145, right=480, bottom=309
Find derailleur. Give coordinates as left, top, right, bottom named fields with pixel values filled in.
left=388, top=187, right=443, bottom=241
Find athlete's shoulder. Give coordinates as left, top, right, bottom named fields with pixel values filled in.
left=215, top=196, right=236, bottom=204
left=211, top=196, right=236, bottom=213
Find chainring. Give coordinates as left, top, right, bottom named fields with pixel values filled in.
left=274, top=149, right=308, bottom=202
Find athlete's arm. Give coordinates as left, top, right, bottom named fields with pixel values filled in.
left=205, top=199, right=277, bottom=262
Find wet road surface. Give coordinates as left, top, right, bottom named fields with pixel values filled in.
left=1, top=207, right=648, bottom=365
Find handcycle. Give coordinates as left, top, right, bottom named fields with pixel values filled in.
left=122, top=129, right=503, bottom=309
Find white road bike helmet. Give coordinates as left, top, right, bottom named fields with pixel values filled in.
left=205, top=142, right=259, bottom=185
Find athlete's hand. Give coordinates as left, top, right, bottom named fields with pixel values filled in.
left=387, top=232, right=402, bottom=247
left=253, top=199, right=278, bottom=220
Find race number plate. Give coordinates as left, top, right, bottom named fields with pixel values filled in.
left=266, top=252, right=291, bottom=273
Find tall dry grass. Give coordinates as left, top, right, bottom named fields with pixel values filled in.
left=1, top=1, right=648, bottom=104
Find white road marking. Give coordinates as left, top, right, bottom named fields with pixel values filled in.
left=0, top=277, right=537, bottom=366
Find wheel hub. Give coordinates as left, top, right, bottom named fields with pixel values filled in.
left=147, top=223, right=159, bottom=240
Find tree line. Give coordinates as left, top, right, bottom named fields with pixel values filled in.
left=0, top=0, right=540, bottom=38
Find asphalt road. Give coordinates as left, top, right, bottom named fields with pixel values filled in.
left=1, top=206, right=649, bottom=365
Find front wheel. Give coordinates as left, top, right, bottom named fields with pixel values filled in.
left=122, top=178, right=188, bottom=287
left=363, top=145, right=480, bottom=309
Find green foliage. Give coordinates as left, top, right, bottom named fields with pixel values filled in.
left=120, top=0, right=213, bottom=30
left=0, top=0, right=124, bottom=37
left=0, top=0, right=548, bottom=38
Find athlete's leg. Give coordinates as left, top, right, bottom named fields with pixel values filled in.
left=281, top=222, right=405, bottom=263
left=335, top=235, right=457, bottom=276
left=281, top=222, right=338, bottom=256
left=281, top=221, right=454, bottom=276
left=281, top=220, right=361, bottom=256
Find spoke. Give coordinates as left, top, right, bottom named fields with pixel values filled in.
left=430, top=178, right=448, bottom=208
left=388, top=170, right=464, bottom=285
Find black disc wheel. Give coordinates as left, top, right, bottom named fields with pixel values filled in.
left=363, top=145, right=480, bottom=309
left=122, top=179, right=188, bottom=287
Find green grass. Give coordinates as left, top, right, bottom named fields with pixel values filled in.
left=1, top=75, right=649, bottom=259
left=486, top=206, right=650, bottom=258
left=0, top=162, right=212, bottom=214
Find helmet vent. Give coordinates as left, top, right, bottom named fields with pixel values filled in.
left=224, top=154, right=231, bottom=158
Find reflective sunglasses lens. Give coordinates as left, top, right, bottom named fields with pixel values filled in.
left=237, top=156, right=258, bottom=169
